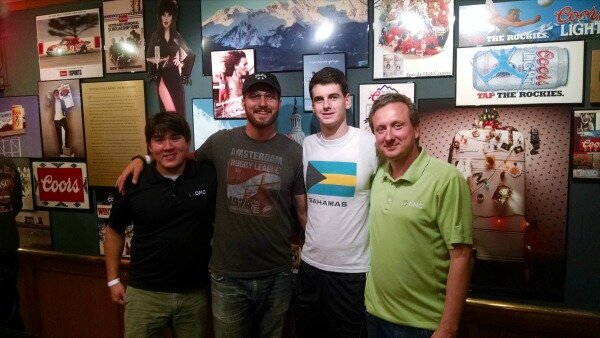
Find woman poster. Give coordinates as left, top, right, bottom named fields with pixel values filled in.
left=146, top=0, right=195, bottom=115
left=211, top=49, right=255, bottom=119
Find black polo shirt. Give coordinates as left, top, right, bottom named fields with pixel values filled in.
left=108, top=160, right=217, bottom=293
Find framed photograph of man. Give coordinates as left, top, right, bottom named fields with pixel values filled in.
left=303, top=53, right=346, bottom=112
left=38, top=80, right=86, bottom=158
left=201, top=0, right=369, bottom=73
left=211, top=49, right=255, bottom=119
left=0, top=95, right=43, bottom=158
left=31, top=160, right=90, bottom=210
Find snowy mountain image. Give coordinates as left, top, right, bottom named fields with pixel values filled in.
left=201, top=0, right=368, bottom=73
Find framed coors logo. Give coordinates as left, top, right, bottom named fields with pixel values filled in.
left=31, top=160, right=90, bottom=210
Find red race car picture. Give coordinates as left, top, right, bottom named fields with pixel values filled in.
left=46, top=36, right=91, bottom=56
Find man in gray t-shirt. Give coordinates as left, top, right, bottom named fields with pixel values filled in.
left=117, top=72, right=306, bottom=338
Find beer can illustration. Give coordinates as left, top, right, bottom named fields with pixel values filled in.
left=472, top=46, right=569, bottom=91
left=11, top=105, right=24, bottom=130
left=383, top=54, right=394, bottom=78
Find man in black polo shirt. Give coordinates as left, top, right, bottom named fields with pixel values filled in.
left=104, top=112, right=216, bottom=337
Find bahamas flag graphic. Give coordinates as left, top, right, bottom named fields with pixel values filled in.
left=306, top=161, right=356, bottom=197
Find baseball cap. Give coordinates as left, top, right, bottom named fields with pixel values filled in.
left=242, top=72, right=281, bottom=95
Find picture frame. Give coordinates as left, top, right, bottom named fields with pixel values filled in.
left=591, top=50, right=600, bottom=104
left=0, top=95, right=42, bottom=158
left=38, top=79, right=86, bottom=158
left=211, top=49, right=255, bottom=119
left=458, top=0, right=600, bottom=48
left=200, top=0, right=369, bottom=73
left=373, top=0, right=454, bottom=79
left=96, top=187, right=133, bottom=257
left=12, top=157, right=34, bottom=211
left=303, top=53, right=346, bottom=112
left=32, top=160, right=90, bottom=210
left=572, top=109, right=600, bottom=180
left=36, top=8, right=103, bottom=81
left=192, top=98, right=246, bottom=149
left=103, top=0, right=146, bottom=74
left=455, top=41, right=584, bottom=106
left=358, top=83, right=415, bottom=132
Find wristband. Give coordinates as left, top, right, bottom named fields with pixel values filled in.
left=107, top=278, right=120, bottom=287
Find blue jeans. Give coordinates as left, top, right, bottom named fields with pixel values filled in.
left=210, top=270, right=292, bottom=338
left=367, top=313, right=433, bottom=338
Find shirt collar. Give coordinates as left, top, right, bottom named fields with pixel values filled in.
left=381, top=148, right=429, bottom=184
left=148, top=160, right=194, bottom=183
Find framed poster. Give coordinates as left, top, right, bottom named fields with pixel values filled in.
left=456, top=41, right=584, bottom=106
left=458, top=0, right=600, bottom=47
left=32, top=160, right=90, bottom=210
left=192, top=98, right=246, bottom=149
left=373, top=0, right=454, bottom=79
left=201, top=0, right=368, bottom=73
left=12, top=157, right=34, bottom=211
left=36, top=8, right=103, bottom=81
left=303, top=53, right=346, bottom=112
left=103, top=0, right=146, bottom=74
left=38, top=80, right=86, bottom=158
left=572, top=110, right=600, bottom=179
left=81, top=80, right=147, bottom=187
left=97, top=187, right=133, bottom=257
left=16, top=210, right=52, bottom=250
left=591, top=50, right=600, bottom=104
left=358, top=83, right=415, bottom=132
left=0, top=96, right=42, bottom=158
left=211, top=49, right=255, bottom=119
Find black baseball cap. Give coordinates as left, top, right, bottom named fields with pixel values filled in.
left=242, top=72, right=281, bottom=95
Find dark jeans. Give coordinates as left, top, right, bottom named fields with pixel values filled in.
left=0, top=254, right=24, bottom=332
left=210, top=270, right=292, bottom=338
left=54, top=117, right=70, bottom=154
left=366, top=313, right=433, bottom=338
left=294, top=261, right=366, bottom=338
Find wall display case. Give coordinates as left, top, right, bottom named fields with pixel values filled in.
left=200, top=0, right=369, bottom=73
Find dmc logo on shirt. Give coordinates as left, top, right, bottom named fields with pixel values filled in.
left=306, top=161, right=356, bottom=197
left=402, top=200, right=423, bottom=209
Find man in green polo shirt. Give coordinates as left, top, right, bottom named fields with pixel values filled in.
left=365, top=93, right=473, bottom=338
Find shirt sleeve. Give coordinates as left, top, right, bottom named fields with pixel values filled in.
left=107, top=184, right=132, bottom=235
left=436, top=173, right=473, bottom=248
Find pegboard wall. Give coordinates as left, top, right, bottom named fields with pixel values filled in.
left=420, top=106, right=571, bottom=257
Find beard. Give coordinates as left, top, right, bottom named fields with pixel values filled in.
left=245, top=107, right=279, bottom=129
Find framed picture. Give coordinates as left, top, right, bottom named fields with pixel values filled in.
left=38, top=80, right=86, bottom=158
left=0, top=95, right=42, bottom=158
left=211, top=49, right=255, bottom=119
left=591, top=50, right=600, bottom=104
left=16, top=210, right=52, bottom=250
left=192, top=98, right=246, bottom=149
left=200, top=0, right=369, bottom=73
left=373, top=0, right=454, bottom=79
left=303, top=53, right=346, bottom=112
left=12, top=157, right=34, bottom=211
left=103, top=0, right=146, bottom=74
left=358, top=83, right=415, bottom=132
left=96, top=187, right=133, bottom=257
left=32, top=160, right=90, bottom=210
left=572, top=110, right=600, bottom=179
left=36, top=8, right=103, bottom=81
left=456, top=41, right=584, bottom=106
left=458, top=0, right=600, bottom=48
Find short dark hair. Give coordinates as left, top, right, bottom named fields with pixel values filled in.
left=368, top=93, right=419, bottom=131
left=145, top=112, right=191, bottom=145
left=308, top=67, right=348, bottom=99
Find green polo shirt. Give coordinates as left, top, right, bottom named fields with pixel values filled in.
left=365, top=149, right=472, bottom=330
